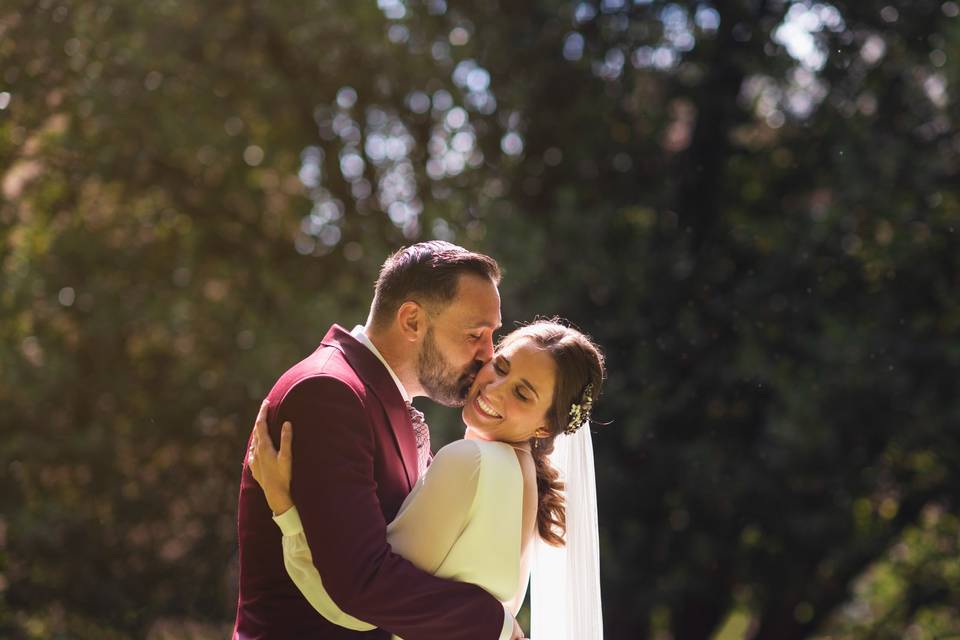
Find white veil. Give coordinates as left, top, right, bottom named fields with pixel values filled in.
left=529, top=424, right=603, bottom=640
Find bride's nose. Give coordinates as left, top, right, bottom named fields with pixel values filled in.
left=484, top=374, right=507, bottom=397
left=473, top=364, right=495, bottom=389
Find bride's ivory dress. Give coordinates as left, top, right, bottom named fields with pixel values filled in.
left=272, top=438, right=526, bottom=639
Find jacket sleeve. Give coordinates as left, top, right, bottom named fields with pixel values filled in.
left=277, top=376, right=506, bottom=640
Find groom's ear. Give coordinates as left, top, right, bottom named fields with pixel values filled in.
left=397, top=300, right=426, bottom=341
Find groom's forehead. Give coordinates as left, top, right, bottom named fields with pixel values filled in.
left=442, top=302, right=502, bottom=329
left=440, top=276, right=501, bottom=326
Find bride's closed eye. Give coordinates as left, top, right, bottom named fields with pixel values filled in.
left=494, top=357, right=532, bottom=401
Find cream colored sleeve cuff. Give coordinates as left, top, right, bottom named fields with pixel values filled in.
left=272, top=506, right=304, bottom=537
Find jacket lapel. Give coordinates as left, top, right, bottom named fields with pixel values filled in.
left=322, top=325, right=418, bottom=491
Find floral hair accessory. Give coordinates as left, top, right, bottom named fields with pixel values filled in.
left=565, top=383, right=594, bottom=435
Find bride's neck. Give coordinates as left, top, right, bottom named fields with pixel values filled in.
left=464, top=428, right=531, bottom=453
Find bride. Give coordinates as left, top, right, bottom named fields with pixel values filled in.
left=248, top=319, right=606, bottom=640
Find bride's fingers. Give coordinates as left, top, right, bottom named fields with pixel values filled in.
left=255, top=415, right=277, bottom=457
left=249, top=399, right=268, bottom=464
left=278, top=422, right=293, bottom=463
left=248, top=441, right=260, bottom=480
left=254, top=399, right=268, bottom=432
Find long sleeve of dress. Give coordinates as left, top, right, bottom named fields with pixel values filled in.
left=273, top=507, right=374, bottom=631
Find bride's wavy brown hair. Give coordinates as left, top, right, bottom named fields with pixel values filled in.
left=497, top=319, right=606, bottom=547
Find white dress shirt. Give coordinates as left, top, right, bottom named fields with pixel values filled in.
left=350, top=325, right=411, bottom=402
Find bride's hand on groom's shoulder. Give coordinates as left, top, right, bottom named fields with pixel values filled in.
left=248, top=399, right=295, bottom=516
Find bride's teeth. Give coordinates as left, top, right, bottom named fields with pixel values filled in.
left=477, top=395, right=500, bottom=419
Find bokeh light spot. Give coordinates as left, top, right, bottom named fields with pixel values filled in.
left=243, top=145, right=264, bottom=166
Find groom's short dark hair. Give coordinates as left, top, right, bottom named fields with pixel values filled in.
left=369, top=241, right=501, bottom=330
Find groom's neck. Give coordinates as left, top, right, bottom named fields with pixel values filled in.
left=364, top=323, right=421, bottom=397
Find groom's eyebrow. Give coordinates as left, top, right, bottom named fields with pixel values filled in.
left=468, top=319, right=502, bottom=330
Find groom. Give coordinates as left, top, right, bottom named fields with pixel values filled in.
left=233, top=242, right=524, bottom=639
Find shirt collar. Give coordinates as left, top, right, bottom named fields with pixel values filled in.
left=351, top=325, right=411, bottom=403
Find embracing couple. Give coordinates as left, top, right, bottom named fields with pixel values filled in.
left=232, top=242, right=606, bottom=640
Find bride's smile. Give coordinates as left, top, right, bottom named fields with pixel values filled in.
left=474, top=393, right=502, bottom=420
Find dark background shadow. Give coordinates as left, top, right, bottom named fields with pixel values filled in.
left=1, top=1, right=958, bottom=637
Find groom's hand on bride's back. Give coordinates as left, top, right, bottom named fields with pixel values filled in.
left=510, top=617, right=527, bottom=639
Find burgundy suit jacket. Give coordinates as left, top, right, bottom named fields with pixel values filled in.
left=233, top=325, right=504, bottom=640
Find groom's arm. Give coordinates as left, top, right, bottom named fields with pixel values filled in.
left=276, top=376, right=512, bottom=640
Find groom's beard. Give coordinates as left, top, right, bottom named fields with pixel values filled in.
left=417, top=328, right=481, bottom=407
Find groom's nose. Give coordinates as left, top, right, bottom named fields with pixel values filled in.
left=476, top=331, right=494, bottom=363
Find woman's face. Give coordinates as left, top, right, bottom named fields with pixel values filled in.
left=462, top=336, right=556, bottom=444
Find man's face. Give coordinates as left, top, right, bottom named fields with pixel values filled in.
left=417, top=274, right=501, bottom=407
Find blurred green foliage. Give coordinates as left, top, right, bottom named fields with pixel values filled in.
left=1, top=0, right=959, bottom=638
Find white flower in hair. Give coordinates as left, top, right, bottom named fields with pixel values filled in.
left=565, top=383, right=594, bottom=435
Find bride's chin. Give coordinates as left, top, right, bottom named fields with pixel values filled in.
left=461, top=409, right=479, bottom=431
left=464, top=425, right=492, bottom=441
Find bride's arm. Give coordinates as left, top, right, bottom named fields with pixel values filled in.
left=249, top=405, right=483, bottom=567
left=248, top=398, right=484, bottom=567
left=247, top=400, right=374, bottom=630
left=248, top=407, right=510, bottom=634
